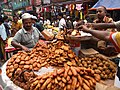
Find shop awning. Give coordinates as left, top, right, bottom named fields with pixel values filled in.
left=42, top=0, right=93, bottom=8
left=90, top=0, right=120, bottom=10
left=50, top=0, right=92, bottom=5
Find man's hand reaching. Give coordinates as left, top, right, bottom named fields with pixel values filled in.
left=21, top=45, right=30, bottom=52
left=77, top=24, right=91, bottom=33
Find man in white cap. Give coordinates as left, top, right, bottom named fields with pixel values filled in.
left=11, top=13, right=45, bottom=51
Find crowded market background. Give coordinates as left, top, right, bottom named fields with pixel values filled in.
left=0, top=0, right=99, bottom=63
left=0, top=0, right=120, bottom=90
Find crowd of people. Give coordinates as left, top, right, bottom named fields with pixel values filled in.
left=0, top=13, right=54, bottom=61
left=0, top=11, right=83, bottom=61
left=0, top=5, right=120, bottom=60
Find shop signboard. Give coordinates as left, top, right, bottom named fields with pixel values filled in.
left=1, top=3, right=13, bottom=17
left=3, top=8, right=13, bottom=18
left=12, top=1, right=29, bottom=10
left=51, top=0, right=74, bottom=4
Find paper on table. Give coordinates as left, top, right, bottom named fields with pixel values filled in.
left=34, top=66, right=54, bottom=76
left=79, top=31, right=92, bottom=37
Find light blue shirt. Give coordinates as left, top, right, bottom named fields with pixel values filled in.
left=0, top=23, right=7, bottom=40
left=12, top=26, right=42, bottom=48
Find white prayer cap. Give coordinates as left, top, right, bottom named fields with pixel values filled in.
left=31, top=15, right=37, bottom=20
left=22, top=13, right=32, bottom=19
left=67, top=16, right=70, bottom=19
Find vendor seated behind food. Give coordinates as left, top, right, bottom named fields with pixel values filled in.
left=11, top=13, right=49, bottom=52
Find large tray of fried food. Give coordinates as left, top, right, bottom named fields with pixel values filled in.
left=78, top=54, right=116, bottom=80
left=5, top=40, right=117, bottom=90
left=29, top=65, right=101, bottom=90
left=65, top=29, right=92, bottom=41
left=55, top=29, right=81, bottom=41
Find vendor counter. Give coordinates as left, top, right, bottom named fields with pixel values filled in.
left=0, top=39, right=120, bottom=90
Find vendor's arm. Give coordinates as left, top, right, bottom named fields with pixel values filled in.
left=79, top=25, right=110, bottom=41
left=91, top=23, right=116, bottom=29
left=36, top=23, right=54, bottom=40
left=11, top=41, right=30, bottom=51
left=11, top=32, right=30, bottom=52
left=89, top=21, right=120, bottom=31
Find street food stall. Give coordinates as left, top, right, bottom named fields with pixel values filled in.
left=0, top=28, right=119, bottom=90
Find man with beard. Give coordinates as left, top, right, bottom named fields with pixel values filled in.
left=94, top=6, right=113, bottom=24
left=11, top=13, right=44, bottom=52
left=90, top=6, right=115, bottom=54
left=77, top=24, right=120, bottom=88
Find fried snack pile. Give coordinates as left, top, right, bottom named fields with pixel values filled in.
left=12, top=70, right=37, bottom=90
left=55, top=29, right=81, bottom=40
left=6, top=41, right=78, bottom=78
left=55, top=30, right=66, bottom=40
left=78, top=55, right=116, bottom=79
left=6, top=41, right=116, bottom=90
left=47, top=41, right=79, bottom=66
left=31, top=40, right=79, bottom=68
left=30, top=65, right=100, bottom=90
left=67, top=29, right=81, bottom=36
